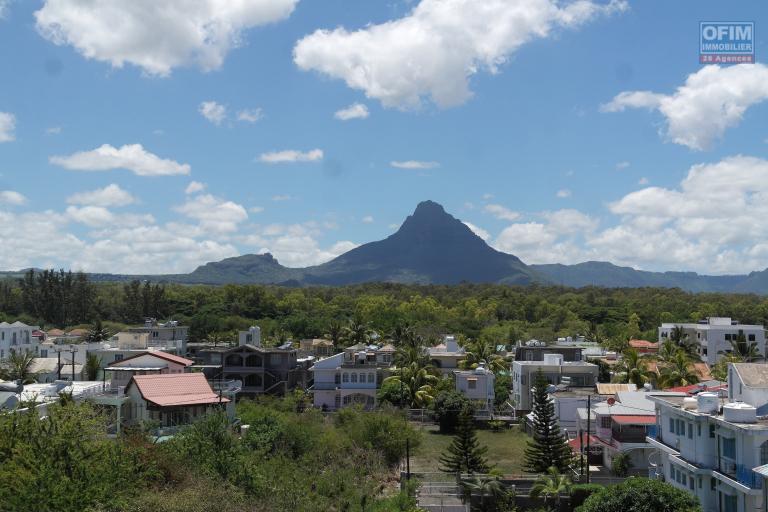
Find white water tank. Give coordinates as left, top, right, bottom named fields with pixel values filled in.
left=723, top=402, right=757, bottom=424
left=697, top=392, right=720, bottom=414
left=682, top=397, right=697, bottom=410
left=543, top=353, right=564, bottom=365
left=605, top=351, right=617, bottom=360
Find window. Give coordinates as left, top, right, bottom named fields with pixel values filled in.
left=725, top=334, right=731, bottom=341
left=114, top=354, right=123, bottom=361
left=342, top=373, right=349, bottom=383
left=723, top=494, right=737, bottom=512
left=749, top=334, right=756, bottom=341
left=688, top=423, right=693, bottom=439
left=41, top=349, right=48, bottom=358
left=702, top=348, right=707, bottom=355
left=689, top=476, right=694, bottom=490
left=722, top=437, right=736, bottom=459
left=709, top=424, right=716, bottom=438
left=661, top=332, right=668, bottom=338
left=760, top=441, right=768, bottom=465
left=710, top=477, right=716, bottom=491
left=468, top=379, right=477, bottom=390
left=521, top=375, right=527, bottom=385
left=669, top=418, right=675, bottom=433
left=698, top=476, right=702, bottom=489
left=351, top=373, right=358, bottom=383
left=367, top=373, right=374, bottom=383
left=601, top=416, right=611, bottom=428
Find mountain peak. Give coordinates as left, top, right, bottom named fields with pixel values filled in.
left=412, top=200, right=446, bottom=217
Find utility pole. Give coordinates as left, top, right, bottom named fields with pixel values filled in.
left=406, top=437, right=410, bottom=480
left=586, top=394, right=591, bottom=484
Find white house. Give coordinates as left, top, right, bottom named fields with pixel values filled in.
left=454, top=364, right=495, bottom=411
left=647, top=363, right=768, bottom=512
left=512, top=354, right=599, bottom=412
left=0, top=321, right=41, bottom=359
left=659, top=317, right=766, bottom=366
left=428, top=335, right=466, bottom=374
left=105, top=351, right=194, bottom=392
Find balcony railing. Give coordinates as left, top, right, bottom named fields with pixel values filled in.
left=736, top=464, right=763, bottom=490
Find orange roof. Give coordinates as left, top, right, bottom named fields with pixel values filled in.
left=128, top=373, right=228, bottom=407
left=68, top=328, right=88, bottom=336
left=47, top=329, right=65, bottom=336
left=629, top=339, right=658, bottom=349
left=117, top=350, right=194, bottom=367
left=693, top=362, right=712, bottom=381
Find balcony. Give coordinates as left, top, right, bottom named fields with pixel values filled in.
left=714, top=462, right=764, bottom=491
left=312, top=382, right=339, bottom=391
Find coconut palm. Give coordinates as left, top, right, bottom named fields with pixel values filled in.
left=461, top=475, right=511, bottom=512
left=394, top=343, right=428, bottom=368
left=658, top=349, right=700, bottom=388
left=389, top=324, right=415, bottom=346
left=343, top=319, right=371, bottom=348
left=0, top=351, right=37, bottom=384
left=460, top=340, right=507, bottom=374
left=719, top=332, right=764, bottom=362
left=529, top=466, right=572, bottom=508
left=86, top=319, right=111, bottom=343
left=324, top=319, right=344, bottom=347
left=613, top=349, right=654, bottom=387
left=657, top=339, right=679, bottom=364
left=382, top=362, right=439, bottom=408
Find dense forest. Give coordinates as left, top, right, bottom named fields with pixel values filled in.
left=4, top=270, right=768, bottom=348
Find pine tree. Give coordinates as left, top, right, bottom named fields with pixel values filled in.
left=524, top=369, right=572, bottom=473
left=439, top=409, right=491, bottom=474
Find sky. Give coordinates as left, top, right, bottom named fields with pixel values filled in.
left=0, top=0, right=767, bottom=275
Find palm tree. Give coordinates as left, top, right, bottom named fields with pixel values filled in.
left=658, top=349, right=699, bottom=388
left=86, top=319, right=111, bottom=343
left=657, top=339, right=678, bottom=364
left=0, top=351, right=37, bottom=384
left=382, top=362, right=439, bottom=408
left=719, top=332, right=764, bottom=362
left=342, top=319, right=371, bottom=348
left=394, top=340, right=428, bottom=368
left=613, top=349, right=654, bottom=387
left=324, top=319, right=344, bottom=347
left=460, top=340, right=507, bottom=374
left=461, top=475, right=511, bottom=512
left=389, top=324, right=414, bottom=346
left=84, top=352, right=102, bottom=381
left=529, top=466, right=572, bottom=509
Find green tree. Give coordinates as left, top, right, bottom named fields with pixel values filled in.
left=86, top=318, right=111, bottom=343
left=658, top=349, right=699, bottom=388
left=610, top=452, right=632, bottom=477
left=461, top=475, right=514, bottom=512
left=432, top=389, right=473, bottom=433
left=576, top=477, right=700, bottom=512
left=523, top=369, right=572, bottom=473
left=84, top=352, right=102, bottom=381
left=460, top=339, right=507, bottom=374
left=439, top=410, right=491, bottom=474
left=0, top=350, right=37, bottom=383
left=613, top=349, right=654, bottom=387
left=719, top=331, right=763, bottom=362
left=530, top=466, right=572, bottom=509
left=381, top=362, right=439, bottom=408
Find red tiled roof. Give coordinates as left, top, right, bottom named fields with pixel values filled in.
left=628, top=339, right=658, bottom=349
left=47, top=329, right=65, bottom=336
left=664, top=382, right=727, bottom=395
left=118, top=350, right=194, bottom=367
left=612, top=415, right=656, bottom=425
left=128, top=373, right=228, bottom=407
left=568, top=433, right=602, bottom=452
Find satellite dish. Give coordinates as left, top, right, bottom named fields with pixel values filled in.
left=607, top=397, right=616, bottom=406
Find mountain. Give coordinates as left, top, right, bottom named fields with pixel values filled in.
left=26, top=200, right=768, bottom=293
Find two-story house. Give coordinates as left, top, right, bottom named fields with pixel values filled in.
left=0, top=321, right=41, bottom=359
left=428, top=335, right=467, bottom=374
left=647, top=363, right=768, bottom=512
left=104, top=351, right=194, bottom=392
left=454, top=363, right=495, bottom=411
left=512, top=353, right=598, bottom=412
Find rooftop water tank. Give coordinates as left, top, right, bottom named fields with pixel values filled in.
left=697, top=392, right=720, bottom=414
left=682, top=397, right=698, bottom=410
left=543, top=353, right=564, bottom=365
left=723, top=402, right=757, bottom=424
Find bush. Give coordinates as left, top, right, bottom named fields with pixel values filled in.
left=576, top=478, right=701, bottom=512
left=570, top=484, right=604, bottom=508
left=335, top=407, right=421, bottom=467
left=432, top=390, right=473, bottom=433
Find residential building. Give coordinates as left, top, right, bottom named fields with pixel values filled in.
left=299, top=338, right=335, bottom=358
left=647, top=363, right=768, bottom=512
left=658, top=317, right=766, bottom=365
left=310, top=343, right=394, bottom=410
left=549, top=383, right=638, bottom=434
left=0, top=321, right=41, bottom=359
left=428, top=335, right=467, bottom=374
left=128, top=318, right=189, bottom=355
left=513, top=342, right=583, bottom=362
left=239, top=326, right=261, bottom=346
left=29, top=357, right=84, bottom=382
left=454, top=364, right=495, bottom=410
left=512, top=353, right=598, bottom=412
left=124, top=373, right=234, bottom=428
left=629, top=339, right=659, bottom=354
left=104, top=351, right=194, bottom=392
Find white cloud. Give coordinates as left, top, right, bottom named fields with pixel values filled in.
left=65, top=205, right=154, bottom=228
left=199, top=101, right=226, bottom=125
left=67, top=184, right=135, bottom=207
left=237, top=108, right=263, bottom=123
left=484, top=203, right=519, bottom=221
left=242, top=223, right=357, bottom=267
left=175, top=194, right=248, bottom=234
left=35, top=0, right=299, bottom=76
left=259, top=149, right=323, bottom=164
left=556, top=189, right=572, bottom=198
left=334, top=103, right=369, bottom=120
left=294, top=0, right=626, bottom=109
left=638, top=177, right=649, bottom=185
left=46, top=126, right=62, bottom=135
left=0, top=190, right=26, bottom=205
left=185, top=181, right=206, bottom=194
left=0, top=112, right=15, bottom=142
left=482, top=193, right=494, bottom=200
left=0, top=0, right=10, bottom=19
left=601, top=64, right=768, bottom=150
left=51, top=144, right=190, bottom=176
left=249, top=206, right=264, bottom=214
left=463, top=221, right=490, bottom=241
left=272, top=195, right=292, bottom=201
left=615, top=161, right=630, bottom=170
left=390, top=160, right=439, bottom=169
left=362, top=215, right=374, bottom=223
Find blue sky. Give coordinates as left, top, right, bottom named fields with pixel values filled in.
left=0, top=0, right=767, bottom=274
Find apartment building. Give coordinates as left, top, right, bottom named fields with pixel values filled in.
left=512, top=353, right=598, bottom=412
left=647, top=363, right=768, bottom=512
left=0, top=321, right=40, bottom=359
left=658, top=317, right=766, bottom=365
left=128, top=319, right=189, bottom=355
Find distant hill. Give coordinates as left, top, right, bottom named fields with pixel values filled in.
left=16, top=200, right=768, bottom=294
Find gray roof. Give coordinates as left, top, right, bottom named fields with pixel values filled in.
left=733, top=363, right=768, bottom=388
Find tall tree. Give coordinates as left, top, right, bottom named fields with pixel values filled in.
left=381, top=362, right=439, bottom=408
left=530, top=466, right=572, bottom=509
left=523, top=369, right=572, bottom=473
left=614, top=349, right=654, bottom=387
left=658, top=349, right=699, bottom=388
left=0, top=351, right=38, bottom=383
left=86, top=319, right=111, bottom=343
left=84, top=352, right=102, bottom=381
left=439, top=410, right=491, bottom=474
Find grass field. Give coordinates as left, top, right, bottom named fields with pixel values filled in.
left=409, top=423, right=531, bottom=475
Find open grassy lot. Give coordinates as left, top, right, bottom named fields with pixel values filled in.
left=409, top=423, right=530, bottom=475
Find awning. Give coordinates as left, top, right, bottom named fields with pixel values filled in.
left=568, top=433, right=603, bottom=452
left=612, top=415, right=656, bottom=425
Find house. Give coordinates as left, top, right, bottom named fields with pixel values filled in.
left=0, top=321, right=41, bottom=359
left=214, top=331, right=312, bottom=396
left=513, top=342, right=583, bottom=362
left=127, top=318, right=189, bottom=355
left=658, top=317, right=766, bottom=365
left=29, top=357, right=85, bottom=383
left=428, top=335, right=467, bottom=374
left=512, top=353, right=598, bottom=412
left=104, top=351, right=194, bottom=392
left=454, top=364, right=495, bottom=411
left=629, top=339, right=659, bottom=354
left=309, top=343, right=394, bottom=410
left=124, top=373, right=233, bottom=428
left=299, top=338, right=335, bottom=358
left=647, top=363, right=768, bottom=512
